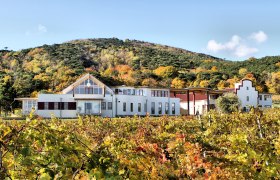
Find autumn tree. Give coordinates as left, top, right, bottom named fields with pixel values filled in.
left=0, top=73, right=16, bottom=115
left=153, top=66, right=176, bottom=79
left=216, top=93, right=241, bottom=113
left=266, top=71, right=280, bottom=93
left=141, top=78, right=158, bottom=87
left=238, top=68, right=248, bottom=78
left=171, top=78, right=185, bottom=88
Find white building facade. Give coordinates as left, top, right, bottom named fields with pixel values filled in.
left=234, top=79, right=272, bottom=111
left=16, top=74, right=180, bottom=118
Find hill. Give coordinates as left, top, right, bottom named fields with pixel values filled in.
left=0, top=38, right=279, bottom=111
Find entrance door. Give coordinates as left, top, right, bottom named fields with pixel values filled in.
left=85, top=102, right=92, bottom=114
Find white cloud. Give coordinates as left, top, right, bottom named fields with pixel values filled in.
left=234, top=45, right=258, bottom=57
left=206, top=31, right=268, bottom=58
left=207, top=35, right=241, bottom=52
left=38, top=24, right=47, bottom=33
left=249, top=31, right=267, bottom=43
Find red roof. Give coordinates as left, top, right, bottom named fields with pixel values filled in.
left=224, top=88, right=235, bottom=92
left=170, top=93, right=207, bottom=101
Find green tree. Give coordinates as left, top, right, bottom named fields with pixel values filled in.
left=0, top=73, right=16, bottom=115
left=216, top=93, right=241, bottom=113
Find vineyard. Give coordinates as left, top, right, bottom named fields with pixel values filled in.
left=0, top=109, right=280, bottom=179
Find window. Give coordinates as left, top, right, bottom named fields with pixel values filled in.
left=264, top=95, right=270, bottom=101
left=64, top=102, right=68, bottom=110
left=37, top=102, right=76, bottom=110
left=259, top=95, right=262, bottom=101
left=151, top=90, right=168, bottom=97
left=73, top=79, right=103, bottom=95
left=123, top=89, right=128, bottom=95
left=130, top=103, right=133, bottom=112
left=85, top=87, right=93, bottom=94
left=165, top=102, right=169, bottom=114
left=144, top=103, right=147, bottom=112
left=138, top=103, right=141, bottom=112
left=151, top=102, right=155, bottom=114
left=123, top=102, right=126, bottom=112
left=136, top=89, right=144, bottom=96
left=85, top=103, right=92, bottom=114
left=158, top=102, right=162, bottom=114
left=68, top=102, right=76, bottom=110
left=128, top=89, right=131, bottom=95
left=246, top=87, right=249, bottom=90
left=93, top=88, right=99, bottom=94
left=108, top=102, right=112, bottom=110
left=101, top=102, right=106, bottom=110
left=44, top=102, right=49, bottom=110
left=246, top=96, right=249, bottom=101
left=54, top=102, right=59, bottom=110
left=172, top=103, right=175, bottom=115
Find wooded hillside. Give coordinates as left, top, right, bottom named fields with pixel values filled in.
left=0, top=38, right=279, bottom=111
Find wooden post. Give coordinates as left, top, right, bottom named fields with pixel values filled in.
left=206, top=91, right=210, bottom=112
left=193, top=92, right=196, bottom=115
left=187, top=90, right=190, bottom=115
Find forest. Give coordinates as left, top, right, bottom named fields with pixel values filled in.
left=0, top=38, right=279, bottom=112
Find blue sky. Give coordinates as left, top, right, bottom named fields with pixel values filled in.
left=0, top=0, right=279, bottom=60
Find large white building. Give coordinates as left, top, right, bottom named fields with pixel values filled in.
left=15, top=76, right=273, bottom=118
left=16, top=74, right=180, bottom=118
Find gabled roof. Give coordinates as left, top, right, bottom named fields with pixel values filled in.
left=61, top=73, right=114, bottom=94
left=235, top=79, right=257, bottom=94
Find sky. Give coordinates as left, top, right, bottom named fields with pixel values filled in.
left=0, top=0, right=279, bottom=60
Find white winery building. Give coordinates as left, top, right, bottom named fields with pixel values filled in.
left=234, top=79, right=272, bottom=111
left=15, top=76, right=273, bottom=118
left=16, top=74, right=180, bottom=118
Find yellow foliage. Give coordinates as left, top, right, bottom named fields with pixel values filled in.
left=199, top=80, right=209, bottom=88
left=115, top=65, right=132, bottom=75
left=211, top=66, right=218, bottom=72
left=266, top=71, right=280, bottom=93
left=27, top=48, right=45, bottom=57
left=238, top=68, right=248, bottom=77
left=256, top=85, right=264, bottom=93
left=3, top=75, right=11, bottom=83
left=153, top=66, right=176, bottom=78
left=31, top=91, right=38, bottom=97
left=194, top=67, right=207, bottom=73
left=171, top=78, right=185, bottom=88
left=142, top=78, right=158, bottom=87
left=217, top=80, right=230, bottom=90
left=227, top=77, right=240, bottom=88
left=102, top=67, right=116, bottom=77
left=244, top=73, right=256, bottom=84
